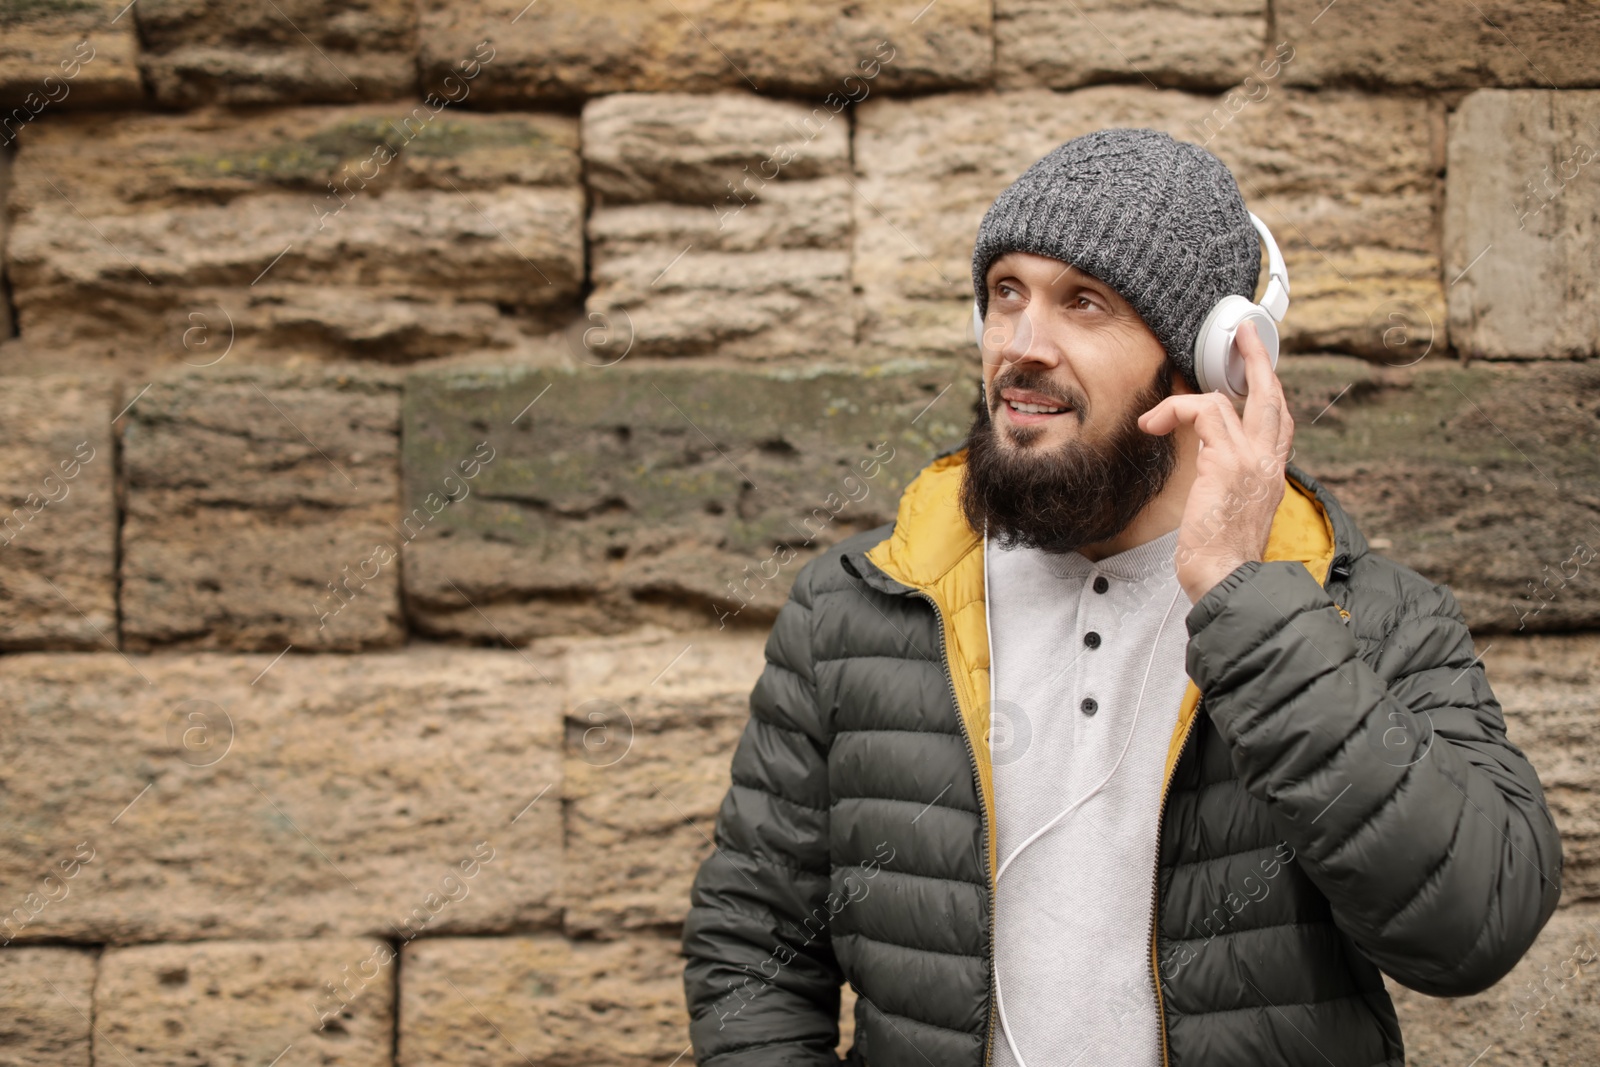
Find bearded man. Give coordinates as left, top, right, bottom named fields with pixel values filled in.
left=681, top=127, right=1562, bottom=1067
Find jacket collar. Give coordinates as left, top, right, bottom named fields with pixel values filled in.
left=843, top=446, right=1360, bottom=597
left=840, top=444, right=1352, bottom=884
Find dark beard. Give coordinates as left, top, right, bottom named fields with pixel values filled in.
left=958, top=361, right=1178, bottom=555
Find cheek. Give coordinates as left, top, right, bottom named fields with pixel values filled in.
left=1083, top=331, right=1164, bottom=402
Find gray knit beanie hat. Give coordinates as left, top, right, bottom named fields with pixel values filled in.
left=971, top=127, right=1261, bottom=392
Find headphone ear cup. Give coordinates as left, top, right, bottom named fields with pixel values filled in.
left=1193, top=295, right=1280, bottom=400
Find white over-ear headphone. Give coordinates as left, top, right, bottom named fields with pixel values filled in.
left=972, top=211, right=1290, bottom=401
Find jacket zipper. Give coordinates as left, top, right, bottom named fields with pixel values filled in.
left=1149, top=696, right=1201, bottom=1067
left=914, top=588, right=997, bottom=1067
left=1147, top=579, right=1341, bottom=1059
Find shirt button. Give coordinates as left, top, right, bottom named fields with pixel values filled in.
left=1084, top=631, right=1101, bottom=649
left=1093, top=575, right=1109, bottom=594
left=1081, top=697, right=1098, bottom=716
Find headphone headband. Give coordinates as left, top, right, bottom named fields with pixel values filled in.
left=1248, top=211, right=1289, bottom=321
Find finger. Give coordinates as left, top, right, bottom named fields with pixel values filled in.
left=1137, top=393, right=1181, bottom=434
left=1236, top=320, right=1288, bottom=447
left=1272, top=394, right=1295, bottom=466
left=1236, top=321, right=1276, bottom=417
left=1139, top=393, right=1249, bottom=452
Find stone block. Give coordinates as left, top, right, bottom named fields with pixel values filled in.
left=1445, top=89, right=1600, bottom=359
left=400, top=361, right=966, bottom=640
left=1280, top=0, right=1600, bottom=90
left=120, top=367, right=404, bottom=652
left=1280, top=357, right=1600, bottom=634
left=1388, top=903, right=1600, bottom=1064
left=0, top=648, right=561, bottom=942
left=853, top=85, right=1444, bottom=359
left=548, top=626, right=764, bottom=935
left=95, top=940, right=392, bottom=1066
left=0, top=0, right=142, bottom=114
left=5, top=105, right=582, bottom=373
left=583, top=92, right=853, bottom=360
left=418, top=0, right=990, bottom=104
left=995, top=0, right=1267, bottom=91
left=134, top=0, right=418, bottom=107
left=0, top=375, right=117, bottom=651
left=397, top=934, right=689, bottom=1066
left=586, top=184, right=853, bottom=361
left=583, top=91, right=851, bottom=206
left=1475, top=635, right=1600, bottom=904
left=0, top=947, right=95, bottom=1067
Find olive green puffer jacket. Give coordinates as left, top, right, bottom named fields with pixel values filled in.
left=682, top=449, right=1563, bottom=1067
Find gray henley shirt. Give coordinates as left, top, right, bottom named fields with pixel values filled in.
left=985, top=524, right=1192, bottom=1067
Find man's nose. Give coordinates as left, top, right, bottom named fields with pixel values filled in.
left=993, top=303, right=1059, bottom=368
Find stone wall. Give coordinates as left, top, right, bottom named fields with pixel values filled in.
left=1, top=1, right=1598, bottom=1063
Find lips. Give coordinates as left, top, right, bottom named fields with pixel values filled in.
left=998, top=386, right=1073, bottom=425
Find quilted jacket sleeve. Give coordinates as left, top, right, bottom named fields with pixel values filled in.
left=1184, top=557, right=1563, bottom=998
left=682, top=560, right=844, bottom=1065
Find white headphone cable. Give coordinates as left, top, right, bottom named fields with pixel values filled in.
left=982, top=519, right=1187, bottom=1067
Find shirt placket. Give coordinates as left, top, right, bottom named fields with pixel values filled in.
left=1074, top=563, right=1112, bottom=786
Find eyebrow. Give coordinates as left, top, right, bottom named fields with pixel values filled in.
left=989, top=265, right=1113, bottom=300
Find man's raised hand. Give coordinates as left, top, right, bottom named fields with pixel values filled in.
left=1137, top=320, right=1294, bottom=604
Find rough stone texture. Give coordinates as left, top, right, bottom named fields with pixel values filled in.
left=0, top=376, right=117, bottom=651
left=398, top=934, right=689, bottom=1066
left=418, top=0, right=991, bottom=104
left=1445, top=89, right=1600, bottom=359
left=95, top=940, right=393, bottom=1066
left=1280, top=357, right=1600, bottom=635
left=400, top=361, right=967, bottom=641
left=995, top=0, right=1268, bottom=91
left=583, top=92, right=853, bottom=206
left=586, top=182, right=854, bottom=361
left=1475, top=635, right=1600, bottom=904
left=0, top=0, right=143, bottom=113
left=120, top=367, right=404, bottom=652
left=584, top=93, right=853, bottom=361
left=1388, top=903, right=1600, bottom=1064
left=853, top=85, right=1445, bottom=359
left=134, top=0, right=418, bottom=107
left=550, top=626, right=763, bottom=936
left=0, top=947, right=95, bottom=1067
left=4, top=105, right=582, bottom=373
left=1280, top=0, right=1600, bottom=90
left=0, top=6, right=1595, bottom=1061
left=0, top=148, right=11, bottom=338
left=0, top=648, right=561, bottom=942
